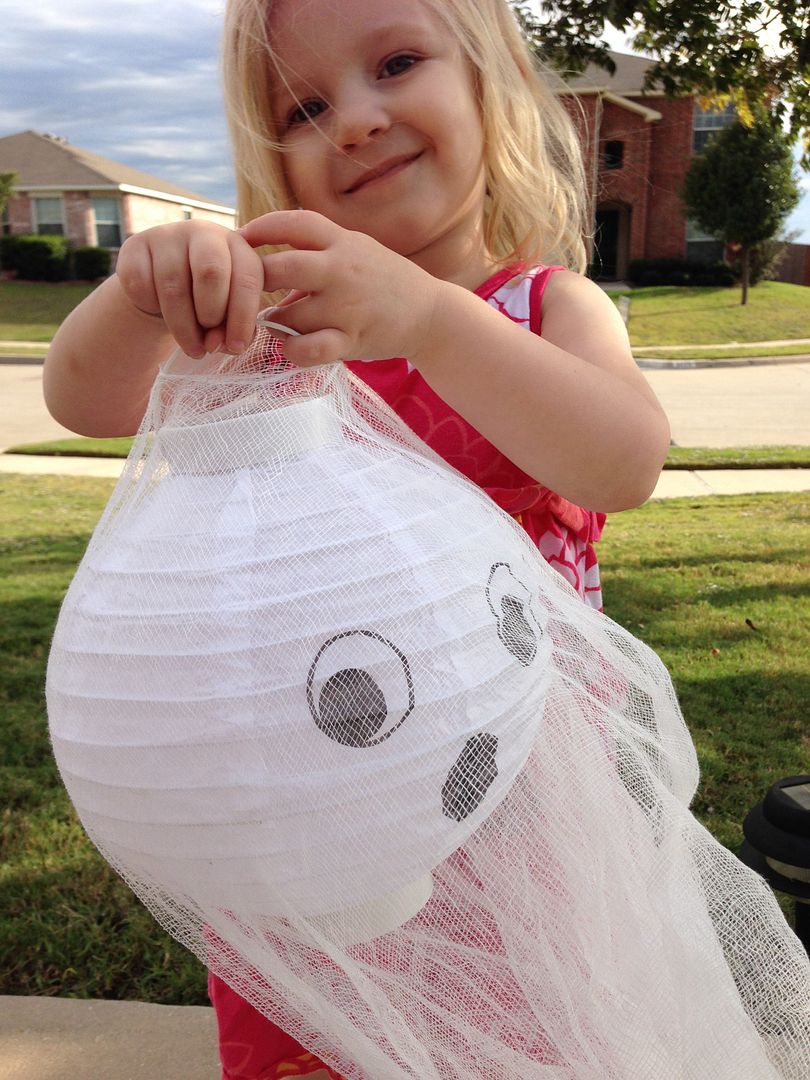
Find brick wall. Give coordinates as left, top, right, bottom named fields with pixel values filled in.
left=643, top=97, right=693, bottom=259
left=563, top=91, right=695, bottom=267
left=63, top=192, right=93, bottom=246
left=596, top=102, right=652, bottom=261
left=123, top=194, right=234, bottom=238
left=4, top=191, right=234, bottom=247
left=5, top=193, right=32, bottom=235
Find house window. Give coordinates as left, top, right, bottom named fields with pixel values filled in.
left=183, top=209, right=193, bottom=221
left=685, top=218, right=725, bottom=263
left=693, top=102, right=735, bottom=153
left=32, top=196, right=65, bottom=235
left=92, top=197, right=122, bottom=247
left=604, top=141, right=624, bottom=170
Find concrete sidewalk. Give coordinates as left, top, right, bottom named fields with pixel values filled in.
left=2, top=449, right=810, bottom=499
left=0, top=995, right=220, bottom=1080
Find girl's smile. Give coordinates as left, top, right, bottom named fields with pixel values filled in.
left=343, top=151, right=424, bottom=195
left=269, top=0, right=494, bottom=286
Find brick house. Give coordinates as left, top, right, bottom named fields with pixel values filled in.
left=0, top=130, right=235, bottom=263
left=564, top=52, right=732, bottom=279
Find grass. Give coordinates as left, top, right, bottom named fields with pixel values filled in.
left=0, top=474, right=207, bottom=1004
left=2, top=280, right=808, bottom=353
left=6, top=439, right=810, bottom=471
left=4, top=436, right=136, bottom=458
left=664, top=445, right=810, bottom=469
left=0, top=281, right=97, bottom=342
left=1, top=474, right=808, bottom=1002
left=625, top=282, right=810, bottom=347
left=600, top=491, right=810, bottom=857
left=635, top=343, right=809, bottom=361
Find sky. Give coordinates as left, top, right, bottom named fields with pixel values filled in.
left=1, top=0, right=808, bottom=240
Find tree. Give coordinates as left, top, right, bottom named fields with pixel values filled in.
left=0, top=172, right=15, bottom=224
left=0, top=173, right=17, bottom=273
left=682, top=115, right=799, bottom=304
left=0, top=172, right=14, bottom=210
left=511, top=1, right=810, bottom=166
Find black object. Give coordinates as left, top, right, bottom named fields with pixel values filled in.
left=740, top=775, right=810, bottom=954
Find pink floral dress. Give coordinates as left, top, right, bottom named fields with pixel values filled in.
left=347, top=263, right=605, bottom=611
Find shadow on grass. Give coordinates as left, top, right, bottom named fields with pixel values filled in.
left=0, top=854, right=208, bottom=1003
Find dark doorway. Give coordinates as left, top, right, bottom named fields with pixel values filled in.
left=593, top=209, right=620, bottom=279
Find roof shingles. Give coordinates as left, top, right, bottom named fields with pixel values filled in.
left=0, top=130, right=232, bottom=209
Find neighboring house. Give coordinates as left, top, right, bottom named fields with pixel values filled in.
left=0, top=130, right=235, bottom=263
left=564, top=52, right=735, bottom=279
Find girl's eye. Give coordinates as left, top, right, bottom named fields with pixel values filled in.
left=287, top=99, right=327, bottom=127
left=380, top=53, right=418, bottom=79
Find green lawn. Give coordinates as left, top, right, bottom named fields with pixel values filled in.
left=1, top=475, right=807, bottom=1002
left=0, top=281, right=97, bottom=341
left=625, top=281, right=810, bottom=347
left=2, top=279, right=808, bottom=351
left=7, top=438, right=810, bottom=471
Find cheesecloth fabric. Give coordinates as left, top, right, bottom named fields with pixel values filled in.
left=47, top=324, right=810, bottom=1079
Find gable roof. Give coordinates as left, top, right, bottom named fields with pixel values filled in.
left=0, top=130, right=234, bottom=212
left=566, top=51, right=662, bottom=97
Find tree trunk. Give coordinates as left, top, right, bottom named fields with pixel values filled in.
left=741, top=247, right=749, bottom=306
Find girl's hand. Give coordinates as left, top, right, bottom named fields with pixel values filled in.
left=240, top=210, right=444, bottom=367
left=115, top=220, right=266, bottom=358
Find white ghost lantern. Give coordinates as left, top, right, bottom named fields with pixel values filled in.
left=46, top=327, right=552, bottom=937
left=47, top=325, right=810, bottom=1079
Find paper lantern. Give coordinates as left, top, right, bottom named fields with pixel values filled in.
left=47, top=325, right=810, bottom=1079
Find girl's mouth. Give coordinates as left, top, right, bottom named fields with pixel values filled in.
left=345, top=153, right=422, bottom=194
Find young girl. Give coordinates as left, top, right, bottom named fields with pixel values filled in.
left=44, top=0, right=671, bottom=1076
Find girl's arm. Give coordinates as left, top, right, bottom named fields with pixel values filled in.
left=43, top=275, right=177, bottom=437
left=412, top=270, right=671, bottom=512
left=242, top=211, right=669, bottom=514
left=43, top=222, right=264, bottom=436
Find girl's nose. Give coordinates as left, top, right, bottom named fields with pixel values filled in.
left=334, top=88, right=391, bottom=151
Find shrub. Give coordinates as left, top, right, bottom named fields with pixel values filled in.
left=728, top=235, right=795, bottom=287
left=72, top=246, right=111, bottom=280
left=0, top=234, right=70, bottom=281
left=627, top=257, right=735, bottom=288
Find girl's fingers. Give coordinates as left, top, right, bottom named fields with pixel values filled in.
left=150, top=241, right=205, bottom=358
left=188, top=230, right=235, bottom=332
left=282, top=327, right=349, bottom=368
left=261, top=247, right=332, bottom=297
left=115, top=235, right=163, bottom=318
left=273, top=289, right=310, bottom=309
left=222, top=236, right=265, bottom=353
left=239, top=209, right=337, bottom=252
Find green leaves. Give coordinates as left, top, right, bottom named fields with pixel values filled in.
left=513, top=0, right=810, bottom=167
left=683, top=116, right=800, bottom=250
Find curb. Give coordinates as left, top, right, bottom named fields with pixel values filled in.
left=636, top=354, right=810, bottom=370
left=2, top=350, right=810, bottom=372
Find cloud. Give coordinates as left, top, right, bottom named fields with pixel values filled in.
left=1, top=0, right=808, bottom=238
left=0, top=0, right=235, bottom=206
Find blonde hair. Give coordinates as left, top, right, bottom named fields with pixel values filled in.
left=222, top=0, right=588, bottom=272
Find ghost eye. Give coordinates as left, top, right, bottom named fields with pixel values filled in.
left=486, top=563, right=541, bottom=666
left=307, top=631, right=414, bottom=747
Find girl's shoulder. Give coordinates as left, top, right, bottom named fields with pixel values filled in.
left=477, top=263, right=566, bottom=336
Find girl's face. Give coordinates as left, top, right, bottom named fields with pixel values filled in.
left=268, top=0, right=493, bottom=286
